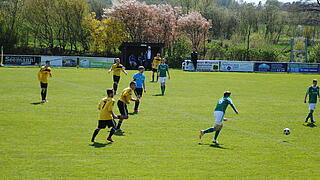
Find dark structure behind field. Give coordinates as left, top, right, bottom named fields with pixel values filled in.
left=119, top=42, right=164, bottom=70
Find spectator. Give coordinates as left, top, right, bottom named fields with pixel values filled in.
left=138, top=52, right=145, bottom=67
left=191, top=49, right=198, bottom=71
left=129, top=54, right=137, bottom=69
left=145, top=46, right=153, bottom=70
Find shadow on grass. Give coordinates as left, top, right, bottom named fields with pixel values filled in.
left=152, top=94, right=163, bottom=96
left=198, top=143, right=228, bottom=149
left=303, top=123, right=317, bottom=128
left=128, top=112, right=137, bottom=115
left=30, top=102, right=44, bottom=105
left=89, top=142, right=112, bottom=148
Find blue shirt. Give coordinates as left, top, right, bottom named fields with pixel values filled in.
left=133, top=73, right=145, bottom=88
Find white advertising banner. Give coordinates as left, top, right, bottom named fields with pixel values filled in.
left=220, top=61, right=254, bottom=72
left=182, top=60, right=220, bottom=72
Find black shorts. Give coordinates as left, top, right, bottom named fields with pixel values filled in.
left=152, top=68, right=157, bottom=72
left=113, top=75, right=120, bottom=83
left=98, top=119, right=116, bottom=129
left=40, top=82, right=48, bottom=88
left=117, top=100, right=128, bottom=116
left=135, top=88, right=143, bottom=97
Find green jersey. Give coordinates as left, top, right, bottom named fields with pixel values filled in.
left=158, top=64, right=169, bottom=77
left=307, top=86, right=319, bottom=103
left=214, top=97, right=236, bottom=113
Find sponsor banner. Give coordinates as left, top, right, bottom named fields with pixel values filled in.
left=41, top=56, right=63, bottom=67
left=182, top=60, right=219, bottom=71
left=254, top=62, right=288, bottom=72
left=4, top=55, right=40, bottom=66
left=79, top=57, right=114, bottom=68
left=220, top=61, right=254, bottom=72
left=62, top=57, right=77, bottom=67
left=289, top=63, right=320, bottom=73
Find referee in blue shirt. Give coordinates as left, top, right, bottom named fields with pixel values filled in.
left=133, top=66, right=146, bottom=113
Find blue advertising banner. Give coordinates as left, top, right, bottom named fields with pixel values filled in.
left=4, top=55, right=40, bottom=66
left=289, top=63, right=320, bottom=73
left=254, top=63, right=288, bottom=72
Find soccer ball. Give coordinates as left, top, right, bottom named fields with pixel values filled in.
left=283, top=128, right=290, bottom=135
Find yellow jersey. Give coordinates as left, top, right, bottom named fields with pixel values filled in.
left=111, top=64, right=125, bottom=76
left=38, top=66, right=52, bottom=83
left=152, top=57, right=162, bottom=69
left=98, top=97, right=115, bottom=120
left=119, top=87, right=133, bottom=103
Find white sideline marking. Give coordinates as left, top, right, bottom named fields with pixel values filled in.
left=8, top=68, right=320, bottom=154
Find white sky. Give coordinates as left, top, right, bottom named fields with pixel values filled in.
left=242, top=0, right=316, bottom=4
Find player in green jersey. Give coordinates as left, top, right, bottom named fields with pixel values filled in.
left=304, top=79, right=319, bottom=124
left=199, top=91, right=239, bottom=143
left=157, top=58, right=170, bottom=96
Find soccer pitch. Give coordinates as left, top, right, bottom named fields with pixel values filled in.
left=0, top=67, right=319, bottom=179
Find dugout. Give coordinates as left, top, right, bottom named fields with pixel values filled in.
left=119, top=42, right=164, bottom=70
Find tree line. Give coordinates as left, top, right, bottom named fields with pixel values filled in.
left=0, top=0, right=319, bottom=65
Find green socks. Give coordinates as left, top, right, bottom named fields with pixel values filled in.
left=203, top=127, right=216, bottom=134
left=161, top=85, right=166, bottom=95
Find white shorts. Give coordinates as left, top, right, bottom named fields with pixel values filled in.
left=159, top=77, right=167, bottom=83
left=309, top=103, right=316, bottom=110
left=214, top=111, right=225, bottom=125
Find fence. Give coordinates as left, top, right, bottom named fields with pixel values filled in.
left=182, top=60, right=320, bottom=73
left=3, top=55, right=115, bottom=69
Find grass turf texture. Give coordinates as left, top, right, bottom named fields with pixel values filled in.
left=0, top=67, right=319, bottom=179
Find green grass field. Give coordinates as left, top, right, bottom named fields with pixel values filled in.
left=0, top=67, right=319, bottom=179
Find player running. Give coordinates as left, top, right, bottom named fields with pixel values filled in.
left=38, top=60, right=52, bottom=103
left=116, top=81, right=139, bottom=132
left=304, top=79, right=319, bottom=124
left=133, top=66, right=146, bottom=113
left=151, top=53, right=162, bottom=82
left=157, top=58, right=170, bottom=96
left=91, top=89, right=118, bottom=143
left=108, top=58, right=128, bottom=94
left=199, top=91, right=239, bottom=143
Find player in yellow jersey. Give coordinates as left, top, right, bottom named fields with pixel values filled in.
left=151, top=53, right=162, bottom=82
left=108, top=58, right=128, bottom=94
left=38, top=60, right=52, bottom=103
left=91, top=89, right=118, bottom=143
left=116, top=81, right=139, bottom=132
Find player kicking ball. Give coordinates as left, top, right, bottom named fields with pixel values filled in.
left=91, top=89, right=118, bottom=143
left=304, top=79, right=319, bottom=124
left=157, top=58, right=170, bottom=96
left=116, top=81, right=139, bottom=132
left=199, top=91, right=239, bottom=143
left=38, top=60, right=52, bottom=103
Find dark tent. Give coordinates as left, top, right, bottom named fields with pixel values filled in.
left=119, top=42, right=164, bottom=70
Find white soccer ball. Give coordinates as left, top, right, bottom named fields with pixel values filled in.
left=283, top=128, right=290, bottom=135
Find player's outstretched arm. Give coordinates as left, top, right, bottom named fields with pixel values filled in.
left=231, top=104, right=238, bottom=114
left=143, top=82, right=146, bottom=93
left=304, top=93, right=308, bottom=103
left=123, top=68, right=128, bottom=75
left=167, top=69, right=170, bottom=79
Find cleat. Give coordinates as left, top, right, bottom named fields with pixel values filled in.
left=212, top=139, right=218, bottom=144
left=199, top=130, right=204, bottom=139
left=107, top=138, right=114, bottom=142
left=45, top=100, right=49, bottom=103
left=41, top=100, right=46, bottom=103
left=91, top=138, right=95, bottom=143
left=133, top=110, right=139, bottom=114
left=116, top=129, right=124, bottom=132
